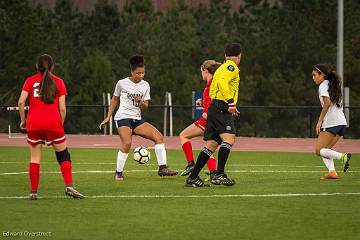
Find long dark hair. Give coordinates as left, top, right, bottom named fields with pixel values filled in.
left=313, top=64, right=342, bottom=107
left=37, top=54, right=57, bottom=104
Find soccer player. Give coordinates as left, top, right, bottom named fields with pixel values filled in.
left=179, top=60, right=221, bottom=178
left=99, top=55, right=178, bottom=180
left=312, top=64, right=351, bottom=179
left=185, top=43, right=242, bottom=187
left=18, top=54, right=83, bottom=200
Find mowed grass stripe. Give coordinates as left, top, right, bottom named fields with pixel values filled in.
left=1, top=192, right=360, bottom=199
left=1, top=169, right=360, bottom=175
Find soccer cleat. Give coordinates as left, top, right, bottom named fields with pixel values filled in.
left=114, top=171, right=124, bottom=181
left=29, top=192, right=38, bottom=200
left=342, top=153, right=351, bottom=172
left=158, top=166, right=178, bottom=176
left=185, top=176, right=210, bottom=187
left=65, top=187, right=84, bottom=199
left=180, top=162, right=195, bottom=176
left=205, top=170, right=217, bottom=182
left=210, top=173, right=236, bottom=186
left=320, top=171, right=338, bottom=180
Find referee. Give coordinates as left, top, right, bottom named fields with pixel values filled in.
left=186, top=43, right=241, bottom=187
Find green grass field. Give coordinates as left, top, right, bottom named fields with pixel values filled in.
left=0, top=147, right=359, bottom=240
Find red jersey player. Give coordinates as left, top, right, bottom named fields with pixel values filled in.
left=179, top=60, right=221, bottom=178
left=18, top=54, right=83, bottom=200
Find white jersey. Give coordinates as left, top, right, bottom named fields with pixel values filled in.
left=318, top=80, right=347, bottom=128
left=113, top=77, right=150, bottom=120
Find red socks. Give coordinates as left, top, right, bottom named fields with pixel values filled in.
left=207, top=157, right=216, bottom=171
left=182, top=141, right=194, bottom=163
left=183, top=141, right=217, bottom=171
left=29, top=163, right=40, bottom=192
left=60, top=161, right=73, bottom=186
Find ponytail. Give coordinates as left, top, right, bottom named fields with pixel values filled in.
left=37, top=54, right=57, bottom=104
left=313, top=64, right=342, bottom=107
left=328, top=70, right=342, bottom=107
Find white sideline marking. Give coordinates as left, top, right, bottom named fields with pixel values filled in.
left=1, top=169, right=359, bottom=176
left=0, top=192, right=360, bottom=199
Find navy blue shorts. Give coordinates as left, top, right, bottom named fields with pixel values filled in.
left=115, top=119, right=145, bottom=130
left=321, top=125, right=346, bottom=136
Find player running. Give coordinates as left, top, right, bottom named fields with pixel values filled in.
left=179, top=60, right=221, bottom=179
left=99, top=55, right=178, bottom=180
left=18, top=54, right=83, bottom=200
left=312, top=64, right=351, bottom=179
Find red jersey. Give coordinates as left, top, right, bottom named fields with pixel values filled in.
left=22, top=73, right=67, bottom=131
left=202, top=79, right=212, bottom=113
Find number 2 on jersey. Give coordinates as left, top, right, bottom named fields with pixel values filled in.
left=33, top=82, right=40, bottom=98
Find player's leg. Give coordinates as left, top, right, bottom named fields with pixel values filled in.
left=179, top=123, right=203, bottom=176
left=115, top=125, right=133, bottom=180
left=186, top=139, right=218, bottom=187
left=52, top=140, right=83, bottom=199
left=28, top=143, right=42, bottom=200
left=210, top=133, right=236, bottom=186
left=133, top=122, right=178, bottom=176
left=316, top=131, right=341, bottom=179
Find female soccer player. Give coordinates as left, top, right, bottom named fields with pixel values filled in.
left=18, top=54, right=83, bottom=200
left=312, top=64, right=351, bottom=179
left=179, top=60, right=221, bottom=178
left=99, top=55, right=178, bottom=180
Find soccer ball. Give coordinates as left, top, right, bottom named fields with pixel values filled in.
left=133, top=146, right=150, bottom=164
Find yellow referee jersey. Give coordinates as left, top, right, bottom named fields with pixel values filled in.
left=209, top=59, right=240, bottom=104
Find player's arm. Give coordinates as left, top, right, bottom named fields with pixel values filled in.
left=99, top=95, right=119, bottom=129
left=18, top=90, right=28, bottom=130
left=316, top=96, right=331, bottom=135
left=58, top=95, right=66, bottom=124
left=218, top=71, right=240, bottom=116
left=134, top=96, right=149, bottom=109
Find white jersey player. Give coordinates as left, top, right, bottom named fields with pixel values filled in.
left=312, top=64, right=351, bottom=180
left=99, top=55, right=178, bottom=180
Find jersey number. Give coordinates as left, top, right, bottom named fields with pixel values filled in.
left=33, top=82, right=40, bottom=98
left=132, top=99, right=140, bottom=107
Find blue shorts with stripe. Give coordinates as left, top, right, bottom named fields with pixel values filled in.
left=321, top=125, right=346, bottom=136
left=115, top=119, right=145, bottom=130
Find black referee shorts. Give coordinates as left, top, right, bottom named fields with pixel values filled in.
left=203, top=100, right=236, bottom=144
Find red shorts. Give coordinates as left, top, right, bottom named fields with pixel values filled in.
left=194, top=117, right=207, bottom=131
left=27, top=130, right=66, bottom=146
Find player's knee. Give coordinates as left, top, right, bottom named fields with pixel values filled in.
left=179, top=131, right=188, bottom=142
left=55, top=148, right=71, bottom=164
left=153, top=132, right=164, bottom=144
left=315, top=147, right=321, bottom=156
left=121, top=142, right=132, bottom=151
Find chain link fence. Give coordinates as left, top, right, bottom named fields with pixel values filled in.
left=1, top=105, right=359, bottom=138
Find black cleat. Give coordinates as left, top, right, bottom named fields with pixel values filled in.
left=158, top=165, right=178, bottom=176
left=180, top=162, right=195, bottom=176
left=29, top=192, right=38, bottom=200
left=185, top=176, right=210, bottom=187
left=65, top=187, right=84, bottom=199
left=114, top=171, right=124, bottom=181
left=210, top=173, right=236, bottom=186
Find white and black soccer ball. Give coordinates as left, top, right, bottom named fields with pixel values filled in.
left=133, top=146, right=150, bottom=164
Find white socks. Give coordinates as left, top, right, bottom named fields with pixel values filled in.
left=322, top=157, right=335, bottom=172
left=154, top=143, right=167, bottom=166
left=319, top=148, right=342, bottom=160
left=116, top=150, right=129, bottom=172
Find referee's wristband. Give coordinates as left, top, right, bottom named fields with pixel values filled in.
left=228, top=104, right=236, bottom=110
left=228, top=99, right=235, bottom=109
